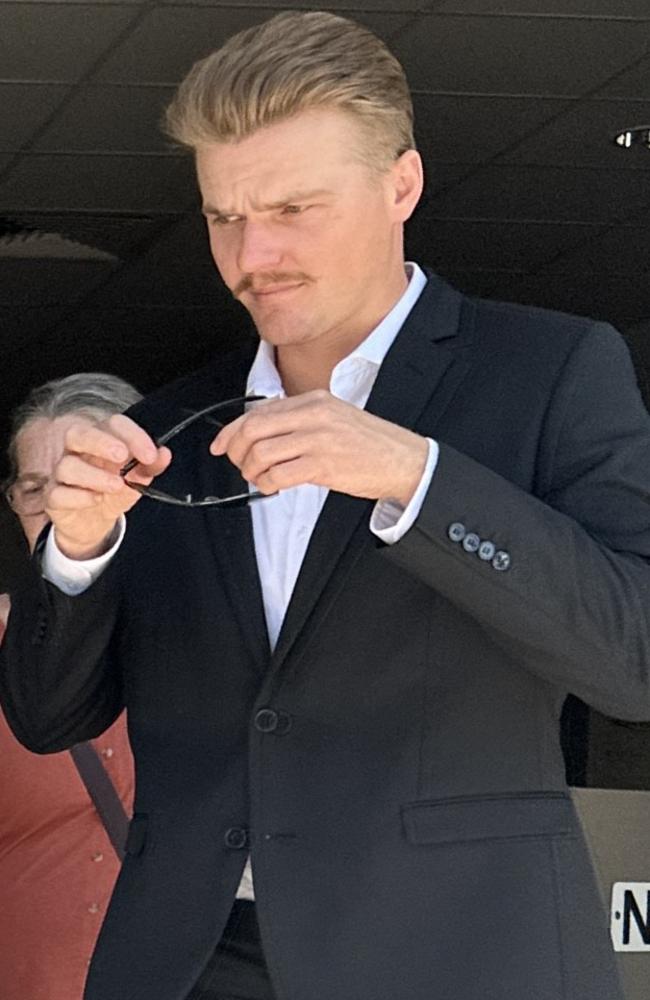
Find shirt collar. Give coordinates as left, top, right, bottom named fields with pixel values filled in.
left=246, top=262, right=428, bottom=396
left=246, top=338, right=283, bottom=398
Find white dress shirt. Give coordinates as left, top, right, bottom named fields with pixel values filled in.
left=42, top=262, right=439, bottom=900
left=246, top=262, right=437, bottom=649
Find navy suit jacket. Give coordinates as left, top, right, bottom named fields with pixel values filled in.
left=3, top=272, right=650, bottom=1000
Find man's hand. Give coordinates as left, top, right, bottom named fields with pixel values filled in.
left=210, top=390, right=428, bottom=507
left=46, top=414, right=171, bottom=560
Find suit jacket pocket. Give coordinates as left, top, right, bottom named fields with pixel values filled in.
left=402, top=791, right=577, bottom=846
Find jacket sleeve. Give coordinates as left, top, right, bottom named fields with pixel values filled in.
left=383, top=323, right=650, bottom=721
left=0, top=547, right=124, bottom=752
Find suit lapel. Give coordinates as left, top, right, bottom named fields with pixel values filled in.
left=271, top=273, right=473, bottom=671
left=194, top=344, right=272, bottom=672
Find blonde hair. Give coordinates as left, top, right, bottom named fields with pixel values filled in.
left=164, top=10, right=415, bottom=172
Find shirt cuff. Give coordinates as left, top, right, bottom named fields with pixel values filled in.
left=370, top=438, right=439, bottom=545
left=41, top=517, right=126, bottom=595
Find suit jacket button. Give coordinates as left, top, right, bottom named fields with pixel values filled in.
left=462, top=532, right=480, bottom=553
left=447, top=522, right=466, bottom=543
left=224, top=827, right=248, bottom=849
left=254, top=708, right=278, bottom=733
left=275, top=710, right=293, bottom=735
left=492, top=550, right=511, bottom=572
left=478, top=540, right=496, bottom=561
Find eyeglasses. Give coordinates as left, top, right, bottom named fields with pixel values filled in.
left=4, top=475, right=50, bottom=517
left=120, top=395, right=274, bottom=508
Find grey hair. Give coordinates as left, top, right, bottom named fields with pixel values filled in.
left=6, top=372, right=142, bottom=483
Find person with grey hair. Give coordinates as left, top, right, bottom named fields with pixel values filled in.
left=2, top=11, right=650, bottom=1000
left=0, top=373, right=138, bottom=1000
left=4, top=372, right=142, bottom=551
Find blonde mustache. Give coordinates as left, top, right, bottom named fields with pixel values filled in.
left=234, top=273, right=311, bottom=298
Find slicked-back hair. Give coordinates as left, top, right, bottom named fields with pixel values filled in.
left=6, top=372, right=142, bottom=483
left=164, top=10, right=415, bottom=172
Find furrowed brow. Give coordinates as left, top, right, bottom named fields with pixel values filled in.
left=201, top=203, right=237, bottom=218
left=202, top=189, right=334, bottom=216
left=263, top=189, right=334, bottom=210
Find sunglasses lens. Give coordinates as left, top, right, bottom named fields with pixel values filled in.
left=123, top=397, right=274, bottom=507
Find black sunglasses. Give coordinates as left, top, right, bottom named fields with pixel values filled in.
left=120, top=395, right=274, bottom=508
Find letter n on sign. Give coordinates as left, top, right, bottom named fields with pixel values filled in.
left=611, top=883, right=650, bottom=951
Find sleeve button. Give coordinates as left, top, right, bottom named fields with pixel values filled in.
left=447, top=522, right=466, bottom=543
left=462, top=532, right=480, bottom=553
left=492, top=550, right=511, bottom=572
left=478, top=540, right=496, bottom=561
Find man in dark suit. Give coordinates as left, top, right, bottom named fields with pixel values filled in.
left=2, top=10, right=650, bottom=1000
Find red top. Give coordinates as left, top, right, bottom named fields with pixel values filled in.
left=0, top=618, right=135, bottom=1000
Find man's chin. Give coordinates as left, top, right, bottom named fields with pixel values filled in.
left=250, top=311, right=311, bottom=347
left=255, top=325, right=308, bottom=347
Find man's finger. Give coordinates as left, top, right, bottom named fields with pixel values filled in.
left=210, top=392, right=331, bottom=456
left=46, top=483, right=107, bottom=511
left=65, top=413, right=158, bottom=467
left=210, top=412, right=247, bottom=456
left=238, top=433, right=312, bottom=484
left=253, top=456, right=317, bottom=494
left=120, top=445, right=172, bottom=482
left=211, top=399, right=322, bottom=458
left=57, top=454, right=124, bottom=495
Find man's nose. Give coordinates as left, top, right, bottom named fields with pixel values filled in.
left=236, top=220, right=284, bottom=274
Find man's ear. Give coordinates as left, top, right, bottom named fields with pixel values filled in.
left=388, top=149, right=424, bottom=223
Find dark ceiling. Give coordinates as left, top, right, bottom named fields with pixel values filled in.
left=2, top=0, right=650, bottom=453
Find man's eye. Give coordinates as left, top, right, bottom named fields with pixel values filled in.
left=22, top=483, right=44, bottom=496
left=281, top=204, right=305, bottom=215
left=210, top=214, right=240, bottom=226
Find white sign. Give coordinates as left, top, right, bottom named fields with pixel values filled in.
left=611, top=883, right=650, bottom=951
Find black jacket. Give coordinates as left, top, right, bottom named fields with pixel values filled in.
left=3, top=272, right=649, bottom=1000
